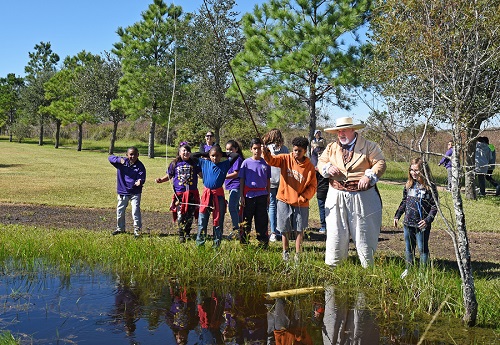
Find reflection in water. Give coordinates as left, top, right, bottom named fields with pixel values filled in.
left=112, top=274, right=141, bottom=336
left=166, top=279, right=197, bottom=345
left=0, top=269, right=493, bottom=344
left=267, top=297, right=313, bottom=345
left=196, top=289, right=224, bottom=344
left=322, top=286, right=379, bottom=344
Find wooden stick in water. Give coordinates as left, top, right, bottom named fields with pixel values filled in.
left=264, top=286, right=324, bottom=299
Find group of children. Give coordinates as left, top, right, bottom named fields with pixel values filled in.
left=109, top=131, right=440, bottom=271
left=156, top=130, right=317, bottom=261
left=108, top=130, right=318, bottom=261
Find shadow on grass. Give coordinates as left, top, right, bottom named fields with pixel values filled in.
left=377, top=254, right=500, bottom=279
left=433, top=258, right=500, bottom=279
left=0, top=163, right=24, bottom=168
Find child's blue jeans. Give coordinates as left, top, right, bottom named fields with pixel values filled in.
left=116, top=194, right=142, bottom=232
left=268, top=187, right=282, bottom=240
left=196, top=195, right=226, bottom=247
left=404, top=225, right=430, bottom=267
left=227, top=189, right=241, bottom=230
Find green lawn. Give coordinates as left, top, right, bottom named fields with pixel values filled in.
left=2, top=139, right=498, bottom=232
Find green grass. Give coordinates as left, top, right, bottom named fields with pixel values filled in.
left=2, top=139, right=498, bottom=232
left=0, top=331, right=18, bottom=345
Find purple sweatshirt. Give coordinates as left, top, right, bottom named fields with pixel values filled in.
left=109, top=156, right=146, bottom=195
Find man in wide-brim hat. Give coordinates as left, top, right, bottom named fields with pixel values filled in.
left=317, top=117, right=386, bottom=268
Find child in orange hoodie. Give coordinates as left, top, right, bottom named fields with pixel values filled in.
left=262, top=135, right=317, bottom=262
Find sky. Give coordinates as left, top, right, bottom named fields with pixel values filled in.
left=0, top=0, right=371, bottom=122
left=0, top=0, right=262, bottom=78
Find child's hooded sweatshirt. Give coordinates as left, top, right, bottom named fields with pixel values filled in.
left=263, top=151, right=317, bottom=207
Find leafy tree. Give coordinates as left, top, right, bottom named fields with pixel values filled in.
left=231, top=0, right=371, bottom=142
left=78, top=52, right=125, bottom=155
left=22, top=42, right=60, bottom=146
left=367, top=0, right=500, bottom=326
left=43, top=51, right=101, bottom=151
left=0, top=74, right=24, bottom=142
left=113, top=0, right=191, bottom=158
left=181, top=0, right=244, bottom=143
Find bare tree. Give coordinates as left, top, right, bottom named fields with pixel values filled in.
left=366, top=0, right=500, bottom=326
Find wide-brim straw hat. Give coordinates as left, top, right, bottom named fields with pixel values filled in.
left=324, top=117, right=366, bottom=133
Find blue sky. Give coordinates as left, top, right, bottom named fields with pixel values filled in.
left=0, top=0, right=261, bottom=78
left=0, top=0, right=371, bottom=121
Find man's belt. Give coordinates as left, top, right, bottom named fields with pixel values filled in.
left=330, top=179, right=373, bottom=192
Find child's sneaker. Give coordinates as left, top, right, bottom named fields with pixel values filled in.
left=319, top=227, right=326, bottom=234
left=282, top=250, right=290, bottom=262
left=134, top=229, right=141, bottom=238
left=269, top=233, right=277, bottom=242
left=294, top=253, right=300, bottom=263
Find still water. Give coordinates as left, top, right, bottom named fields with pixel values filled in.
left=0, top=268, right=496, bottom=344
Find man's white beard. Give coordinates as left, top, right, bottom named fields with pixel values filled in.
left=339, top=137, right=349, bottom=145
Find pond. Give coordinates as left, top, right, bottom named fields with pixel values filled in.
left=0, top=267, right=496, bottom=344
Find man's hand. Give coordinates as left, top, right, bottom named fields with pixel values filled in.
left=357, top=176, right=371, bottom=190
left=327, top=165, right=342, bottom=177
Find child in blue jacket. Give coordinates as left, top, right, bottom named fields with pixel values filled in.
left=193, top=146, right=238, bottom=248
left=394, top=157, right=438, bottom=277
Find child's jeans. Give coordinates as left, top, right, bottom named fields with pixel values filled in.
left=404, top=225, right=430, bottom=267
left=196, top=195, right=226, bottom=247
left=268, top=187, right=282, bottom=239
left=227, top=189, right=241, bottom=230
left=116, top=194, right=142, bottom=232
left=317, top=197, right=326, bottom=230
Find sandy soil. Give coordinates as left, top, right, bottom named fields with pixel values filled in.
left=1, top=202, right=499, bottom=268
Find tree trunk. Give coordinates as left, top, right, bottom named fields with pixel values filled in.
left=109, top=121, right=118, bottom=155
left=307, top=77, right=318, bottom=148
left=77, top=123, right=83, bottom=152
left=451, top=132, right=478, bottom=326
left=148, top=120, right=156, bottom=158
left=54, top=119, right=61, bottom=149
left=38, top=121, right=44, bottom=146
left=8, top=111, right=13, bottom=142
left=215, top=128, right=221, bottom=147
left=464, top=139, right=476, bottom=200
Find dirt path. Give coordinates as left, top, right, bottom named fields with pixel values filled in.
left=1, top=202, right=499, bottom=265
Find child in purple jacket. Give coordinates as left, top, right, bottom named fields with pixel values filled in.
left=156, top=143, right=201, bottom=243
left=109, top=146, right=146, bottom=237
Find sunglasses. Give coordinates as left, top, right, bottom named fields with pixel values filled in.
left=206, top=135, right=213, bottom=137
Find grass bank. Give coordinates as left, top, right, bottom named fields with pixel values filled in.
left=0, top=224, right=499, bottom=331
